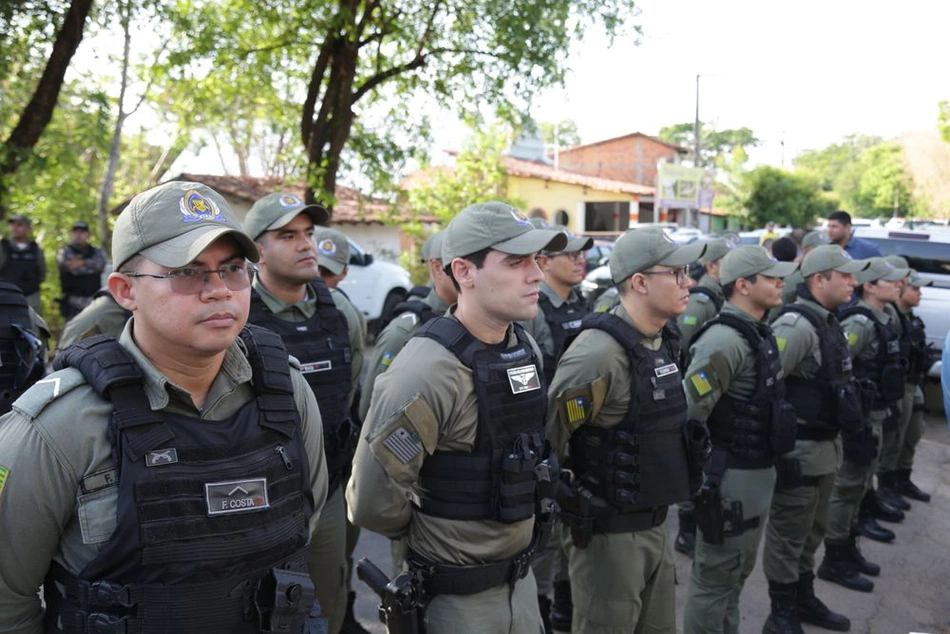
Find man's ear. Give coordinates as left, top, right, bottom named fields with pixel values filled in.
left=108, top=272, right=136, bottom=312
left=451, top=257, right=476, bottom=290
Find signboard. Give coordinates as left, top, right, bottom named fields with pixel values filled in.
left=657, top=163, right=715, bottom=211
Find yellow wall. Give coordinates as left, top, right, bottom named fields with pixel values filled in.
left=507, top=175, right=637, bottom=233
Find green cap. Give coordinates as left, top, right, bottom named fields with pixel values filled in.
left=719, top=245, right=798, bottom=285
left=609, top=227, right=707, bottom=284
left=421, top=230, right=446, bottom=262
left=244, top=192, right=329, bottom=240
left=112, top=181, right=259, bottom=269
left=800, top=245, right=869, bottom=277
left=802, top=231, right=828, bottom=250
left=855, top=257, right=911, bottom=284
left=314, top=227, right=350, bottom=275
left=908, top=271, right=933, bottom=287
left=884, top=254, right=909, bottom=269
left=442, top=202, right=567, bottom=262
left=700, top=238, right=733, bottom=264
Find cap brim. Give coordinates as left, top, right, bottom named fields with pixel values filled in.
left=760, top=261, right=799, bottom=279
left=317, top=255, right=346, bottom=275
left=564, top=235, right=594, bottom=252
left=910, top=275, right=933, bottom=287
left=493, top=229, right=568, bottom=256
left=260, top=206, right=329, bottom=237
left=657, top=242, right=707, bottom=268
left=834, top=260, right=870, bottom=274
left=140, top=226, right=260, bottom=268
left=882, top=267, right=911, bottom=282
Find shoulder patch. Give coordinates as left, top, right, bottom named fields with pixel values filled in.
left=0, top=464, right=9, bottom=502
left=380, top=351, right=395, bottom=368
left=11, top=368, right=87, bottom=419
left=694, top=293, right=710, bottom=304
left=847, top=332, right=860, bottom=347
left=682, top=314, right=698, bottom=325
left=775, top=337, right=787, bottom=352
left=557, top=384, right=594, bottom=431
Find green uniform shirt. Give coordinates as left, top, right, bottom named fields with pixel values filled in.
left=518, top=282, right=585, bottom=363
left=546, top=303, right=664, bottom=461
left=358, top=289, right=451, bottom=421
left=55, top=294, right=130, bottom=353
left=770, top=297, right=842, bottom=474
left=841, top=299, right=893, bottom=375
left=592, top=287, right=620, bottom=313
left=346, top=313, right=541, bottom=566
left=252, top=277, right=364, bottom=408
left=0, top=320, right=329, bottom=634
left=677, top=274, right=723, bottom=345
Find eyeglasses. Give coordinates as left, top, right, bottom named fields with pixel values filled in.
left=640, top=265, right=690, bottom=285
left=122, top=263, right=256, bottom=295
left=552, top=251, right=585, bottom=262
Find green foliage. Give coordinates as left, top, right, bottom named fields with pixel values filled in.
left=539, top=119, right=582, bottom=148
left=730, top=165, right=836, bottom=229
left=940, top=100, right=950, bottom=143
left=658, top=122, right=758, bottom=167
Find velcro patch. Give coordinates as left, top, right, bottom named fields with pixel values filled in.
left=655, top=363, right=679, bottom=378
left=507, top=365, right=541, bottom=394
left=776, top=337, right=787, bottom=352
left=205, top=478, right=269, bottom=516
left=380, top=352, right=395, bottom=368
left=682, top=315, right=698, bottom=325
left=689, top=371, right=713, bottom=397
left=300, top=360, right=332, bottom=374
left=146, top=448, right=179, bottom=467
left=382, top=427, right=424, bottom=464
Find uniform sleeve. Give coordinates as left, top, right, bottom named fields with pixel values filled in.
left=331, top=292, right=365, bottom=410
left=90, top=247, right=106, bottom=274
left=841, top=315, right=874, bottom=360
left=518, top=310, right=553, bottom=361
left=358, top=318, right=414, bottom=422
left=684, top=326, right=741, bottom=422
left=772, top=314, right=817, bottom=377
left=290, top=368, right=329, bottom=533
left=0, top=411, right=81, bottom=634
left=677, top=295, right=712, bottom=346
left=346, top=340, right=456, bottom=538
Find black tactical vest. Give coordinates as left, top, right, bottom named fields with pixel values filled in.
left=689, top=286, right=724, bottom=312
left=414, top=318, right=548, bottom=523
left=780, top=303, right=863, bottom=438
left=839, top=305, right=905, bottom=407
left=570, top=314, right=693, bottom=515
left=907, top=311, right=929, bottom=384
left=0, top=281, right=44, bottom=415
left=45, top=326, right=315, bottom=633
left=59, top=243, right=103, bottom=297
left=0, top=238, right=42, bottom=296
left=695, top=313, right=795, bottom=468
left=537, top=292, right=590, bottom=384
left=248, top=282, right=352, bottom=492
left=391, top=296, right=438, bottom=326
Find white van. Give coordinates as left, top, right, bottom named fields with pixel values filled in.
left=337, top=238, right=412, bottom=334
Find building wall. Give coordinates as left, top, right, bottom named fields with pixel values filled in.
left=507, top=175, right=636, bottom=233
left=557, top=136, right=682, bottom=187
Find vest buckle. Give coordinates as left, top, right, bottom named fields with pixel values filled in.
left=86, top=612, right=131, bottom=634
left=88, top=581, right=134, bottom=608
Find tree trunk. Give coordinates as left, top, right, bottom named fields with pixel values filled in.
left=0, top=0, right=95, bottom=216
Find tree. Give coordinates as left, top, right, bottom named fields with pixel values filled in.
left=658, top=122, right=758, bottom=167
left=729, top=165, right=836, bottom=229
left=940, top=100, right=950, bottom=143
left=792, top=134, right=883, bottom=194
left=850, top=143, right=916, bottom=218
left=539, top=119, right=582, bottom=149
left=0, top=0, right=96, bottom=215
left=158, top=0, right=640, bottom=214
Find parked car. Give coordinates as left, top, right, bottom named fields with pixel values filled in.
left=585, top=239, right=614, bottom=274
left=337, top=238, right=412, bottom=335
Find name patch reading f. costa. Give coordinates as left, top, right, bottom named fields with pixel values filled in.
left=507, top=365, right=541, bottom=394
left=205, top=478, right=270, bottom=516
left=654, top=363, right=679, bottom=378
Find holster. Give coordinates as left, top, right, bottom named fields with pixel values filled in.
left=774, top=457, right=803, bottom=490
left=556, top=473, right=594, bottom=549
left=356, top=558, right=426, bottom=634
left=694, top=487, right=725, bottom=545
left=256, top=568, right=319, bottom=634
left=881, top=406, right=899, bottom=432
left=842, top=425, right=877, bottom=466
left=684, top=419, right=711, bottom=495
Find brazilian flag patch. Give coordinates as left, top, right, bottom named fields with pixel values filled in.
left=683, top=315, right=698, bottom=325
left=380, top=352, right=395, bottom=368
left=566, top=396, right=587, bottom=424
left=776, top=337, right=787, bottom=352
left=847, top=332, right=859, bottom=347
left=0, top=464, right=9, bottom=501
left=690, top=371, right=713, bottom=397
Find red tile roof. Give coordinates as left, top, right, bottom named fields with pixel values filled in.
left=558, top=131, right=689, bottom=155
left=501, top=156, right=654, bottom=195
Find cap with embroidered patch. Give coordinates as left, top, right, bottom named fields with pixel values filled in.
left=719, top=245, right=798, bottom=286
left=855, top=257, right=911, bottom=284
left=800, top=245, right=869, bottom=277
left=609, top=227, right=707, bottom=284
left=547, top=224, right=593, bottom=253
left=700, top=238, right=733, bottom=264
left=421, top=230, right=446, bottom=262
left=442, top=202, right=567, bottom=262
left=112, top=181, right=259, bottom=269
left=314, top=227, right=350, bottom=275
left=802, top=231, right=828, bottom=250
left=243, top=192, right=329, bottom=240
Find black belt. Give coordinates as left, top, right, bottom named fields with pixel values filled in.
left=796, top=426, right=839, bottom=442
left=407, top=546, right=535, bottom=597
left=594, top=505, right=668, bottom=534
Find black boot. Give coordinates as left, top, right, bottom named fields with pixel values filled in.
left=796, top=570, right=851, bottom=631
left=817, top=542, right=874, bottom=592
left=762, top=580, right=804, bottom=634
left=341, top=591, right=371, bottom=634
left=674, top=508, right=697, bottom=558
left=862, top=489, right=904, bottom=523
left=550, top=580, right=573, bottom=632
left=876, top=472, right=911, bottom=511
left=539, top=595, right=553, bottom=634
left=896, top=468, right=931, bottom=502
left=847, top=528, right=881, bottom=577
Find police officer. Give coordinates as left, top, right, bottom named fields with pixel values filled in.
left=0, top=280, right=49, bottom=416
left=877, top=258, right=933, bottom=506
left=762, top=245, right=869, bottom=633
left=0, top=181, right=328, bottom=633
left=347, top=202, right=566, bottom=633
left=54, top=289, right=132, bottom=355
left=673, top=236, right=733, bottom=557
left=681, top=246, right=797, bottom=634
left=0, top=214, right=46, bottom=315
left=818, top=257, right=910, bottom=592
left=314, top=227, right=369, bottom=339
left=547, top=228, right=708, bottom=633
left=243, top=193, right=364, bottom=634
left=57, top=221, right=107, bottom=319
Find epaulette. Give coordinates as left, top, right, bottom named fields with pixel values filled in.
left=11, top=368, right=89, bottom=419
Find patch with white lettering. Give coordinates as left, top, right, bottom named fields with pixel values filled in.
left=205, top=478, right=270, bottom=516
left=81, top=468, right=117, bottom=493
left=561, top=319, right=584, bottom=331
left=654, top=363, right=679, bottom=378
left=382, top=427, right=424, bottom=464
left=507, top=365, right=541, bottom=394
left=299, top=360, right=332, bottom=374
left=145, top=448, right=179, bottom=467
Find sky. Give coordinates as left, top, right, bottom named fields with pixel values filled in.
left=427, top=0, right=950, bottom=169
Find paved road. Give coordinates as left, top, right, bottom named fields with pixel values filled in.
left=347, top=414, right=950, bottom=634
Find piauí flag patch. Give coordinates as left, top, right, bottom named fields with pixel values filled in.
left=0, top=464, right=9, bottom=500
left=566, top=396, right=587, bottom=424
left=690, top=371, right=713, bottom=396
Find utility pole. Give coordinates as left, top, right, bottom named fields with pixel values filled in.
left=692, top=74, right=701, bottom=228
